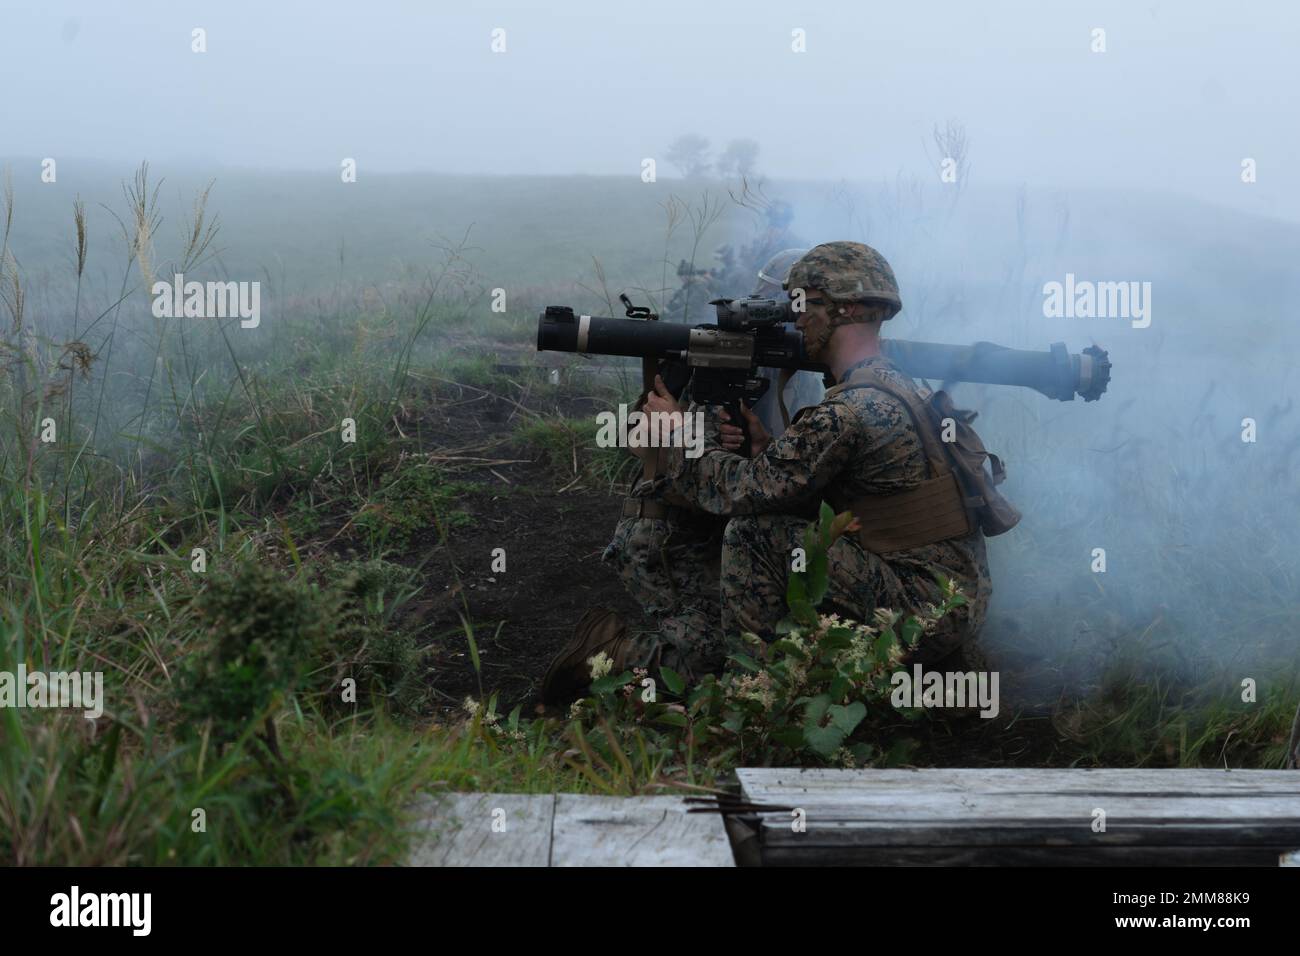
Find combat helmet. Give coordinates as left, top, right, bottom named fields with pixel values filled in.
left=753, top=247, right=809, bottom=297
left=784, top=241, right=902, bottom=318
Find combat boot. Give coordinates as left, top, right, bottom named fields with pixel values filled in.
left=540, top=607, right=634, bottom=706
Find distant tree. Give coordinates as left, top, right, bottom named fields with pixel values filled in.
left=716, top=138, right=760, bottom=179
left=931, top=118, right=972, bottom=203
left=665, top=134, right=712, bottom=178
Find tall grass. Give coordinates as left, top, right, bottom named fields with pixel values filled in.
left=0, top=164, right=538, bottom=865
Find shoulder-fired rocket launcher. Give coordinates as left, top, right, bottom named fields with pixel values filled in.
left=536, top=295, right=1112, bottom=428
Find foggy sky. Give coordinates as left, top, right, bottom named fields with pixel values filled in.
left=3, top=0, right=1298, bottom=222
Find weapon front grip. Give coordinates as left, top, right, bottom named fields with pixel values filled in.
left=723, top=399, right=752, bottom=459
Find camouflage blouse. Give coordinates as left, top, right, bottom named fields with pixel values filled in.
left=660, top=355, right=992, bottom=647
left=664, top=356, right=934, bottom=515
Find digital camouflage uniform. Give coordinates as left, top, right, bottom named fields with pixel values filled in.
left=615, top=357, right=992, bottom=681
left=601, top=393, right=735, bottom=682
left=601, top=474, right=729, bottom=681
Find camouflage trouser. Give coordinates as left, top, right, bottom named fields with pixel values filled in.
left=717, top=513, right=990, bottom=669
left=604, top=504, right=991, bottom=684
left=601, top=487, right=729, bottom=683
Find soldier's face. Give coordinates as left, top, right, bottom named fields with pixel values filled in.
left=794, top=288, right=834, bottom=359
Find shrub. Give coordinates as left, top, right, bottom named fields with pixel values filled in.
left=177, top=561, right=339, bottom=745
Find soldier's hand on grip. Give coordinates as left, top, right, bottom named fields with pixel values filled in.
left=720, top=403, right=770, bottom=458
left=644, top=375, right=683, bottom=417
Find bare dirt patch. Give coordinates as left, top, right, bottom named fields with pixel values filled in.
left=394, top=375, right=642, bottom=714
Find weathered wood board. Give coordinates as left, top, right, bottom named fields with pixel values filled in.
left=735, top=768, right=1300, bottom=866
left=551, top=795, right=734, bottom=867
left=407, top=793, right=734, bottom=866
left=407, top=792, right=555, bottom=867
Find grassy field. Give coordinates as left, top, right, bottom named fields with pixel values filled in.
left=1, top=162, right=1297, bottom=865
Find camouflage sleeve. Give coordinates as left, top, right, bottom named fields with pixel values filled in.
left=663, top=400, right=862, bottom=515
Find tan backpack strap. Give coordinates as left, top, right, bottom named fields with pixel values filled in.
left=835, top=367, right=953, bottom=479
left=641, top=456, right=657, bottom=482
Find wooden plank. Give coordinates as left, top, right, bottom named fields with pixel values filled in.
left=761, top=845, right=1295, bottom=867
left=758, top=817, right=1300, bottom=848
left=550, top=795, right=735, bottom=867
left=744, top=791, right=1300, bottom=817
left=738, top=767, right=1300, bottom=798
left=407, top=793, right=555, bottom=867
left=735, top=768, right=1300, bottom=864
left=750, top=794, right=1300, bottom=823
